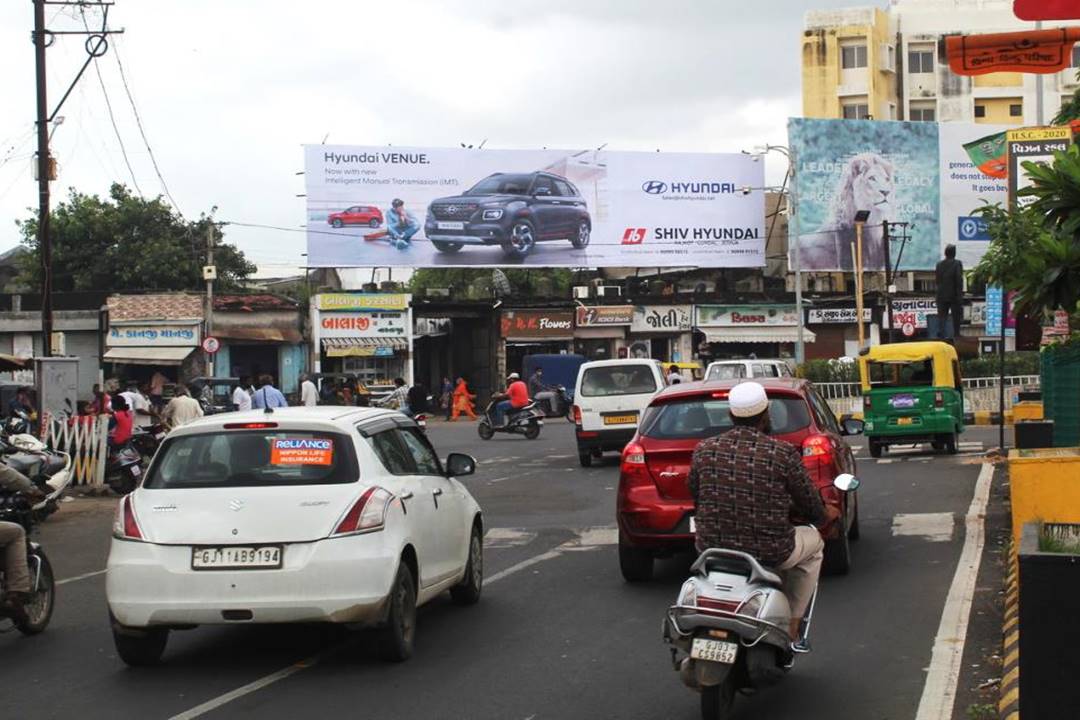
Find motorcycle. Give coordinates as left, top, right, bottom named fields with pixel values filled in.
left=413, top=413, right=429, bottom=434
left=130, top=422, right=168, bottom=465
left=0, top=447, right=71, bottom=635
left=0, top=434, right=73, bottom=522
left=477, top=400, right=544, bottom=441
left=662, top=474, right=860, bottom=720
left=3, top=408, right=34, bottom=437
left=106, top=442, right=144, bottom=496
left=534, top=385, right=575, bottom=422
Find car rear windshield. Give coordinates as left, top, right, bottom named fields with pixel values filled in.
left=706, top=364, right=746, bottom=380
left=143, top=430, right=358, bottom=489
left=464, top=174, right=534, bottom=196
left=639, top=396, right=812, bottom=439
left=580, top=365, right=657, bottom=397
left=867, top=359, right=934, bottom=387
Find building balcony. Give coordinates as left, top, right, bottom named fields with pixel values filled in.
left=837, top=78, right=869, bottom=97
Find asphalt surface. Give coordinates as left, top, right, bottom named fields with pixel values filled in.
left=3, top=419, right=1007, bottom=720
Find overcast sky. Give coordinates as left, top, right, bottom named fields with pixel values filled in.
left=0, top=0, right=880, bottom=269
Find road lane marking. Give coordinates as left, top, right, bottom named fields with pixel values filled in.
left=56, top=569, right=107, bottom=585
left=167, top=526, right=618, bottom=720
left=484, top=527, right=537, bottom=549
left=891, top=513, right=955, bottom=542
left=914, top=462, right=993, bottom=720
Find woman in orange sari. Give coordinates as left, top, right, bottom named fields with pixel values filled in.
left=450, top=377, right=478, bottom=421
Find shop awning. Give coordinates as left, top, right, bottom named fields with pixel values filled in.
left=103, top=346, right=196, bottom=366
left=699, top=327, right=816, bottom=344
left=215, top=327, right=304, bottom=343
left=322, top=337, right=409, bottom=357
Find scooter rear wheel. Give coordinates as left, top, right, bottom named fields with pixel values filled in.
left=524, top=421, right=541, bottom=440
left=700, top=675, right=736, bottom=720
left=477, top=422, right=494, bottom=441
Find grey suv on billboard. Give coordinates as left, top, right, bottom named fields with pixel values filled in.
left=425, top=172, right=591, bottom=259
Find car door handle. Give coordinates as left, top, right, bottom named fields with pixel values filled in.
left=399, top=491, right=414, bottom=500
left=432, top=488, right=443, bottom=497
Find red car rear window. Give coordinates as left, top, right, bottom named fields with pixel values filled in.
left=639, top=396, right=811, bottom=440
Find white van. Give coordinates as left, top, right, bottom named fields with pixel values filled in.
left=704, top=359, right=794, bottom=381
left=572, top=359, right=665, bottom=467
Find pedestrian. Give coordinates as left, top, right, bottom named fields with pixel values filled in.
left=232, top=375, right=253, bottom=412
left=667, top=364, right=684, bottom=385
left=439, top=376, right=453, bottom=420
left=450, top=377, right=477, bottom=421
left=88, top=384, right=111, bottom=415
left=161, top=384, right=204, bottom=429
left=935, top=244, right=964, bottom=341
left=120, top=381, right=154, bottom=429
left=300, top=373, right=319, bottom=407
left=252, top=374, right=289, bottom=409
left=376, top=378, right=409, bottom=411
left=149, top=370, right=169, bottom=409
left=108, top=394, right=134, bottom=448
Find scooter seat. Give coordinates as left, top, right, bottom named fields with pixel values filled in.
left=41, top=454, right=66, bottom=476
left=694, top=548, right=784, bottom=587
left=2, top=453, right=40, bottom=478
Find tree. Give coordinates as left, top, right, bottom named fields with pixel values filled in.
left=16, top=183, right=255, bottom=292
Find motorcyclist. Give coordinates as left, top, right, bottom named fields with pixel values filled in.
left=687, top=381, right=839, bottom=651
left=0, top=464, right=46, bottom=625
left=491, top=373, right=529, bottom=427
left=528, top=368, right=557, bottom=415
left=405, top=382, right=430, bottom=419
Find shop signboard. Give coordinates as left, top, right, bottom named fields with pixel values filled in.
left=575, top=306, right=634, bottom=327
left=319, top=312, right=408, bottom=338
left=631, top=305, right=693, bottom=333
left=807, top=307, right=872, bottom=324
left=882, top=298, right=937, bottom=330
left=304, top=145, right=765, bottom=269
left=315, top=293, right=411, bottom=312
left=696, top=305, right=799, bottom=327
left=107, top=324, right=200, bottom=347
left=501, top=310, right=575, bottom=338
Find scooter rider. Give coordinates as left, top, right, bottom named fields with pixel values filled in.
left=0, top=464, right=45, bottom=624
left=528, top=368, right=556, bottom=414
left=492, top=373, right=529, bottom=427
left=688, top=381, right=839, bottom=651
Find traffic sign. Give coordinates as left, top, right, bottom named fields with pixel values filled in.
left=902, top=322, right=915, bottom=337
left=202, top=336, right=220, bottom=354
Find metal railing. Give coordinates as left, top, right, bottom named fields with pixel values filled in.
left=41, top=413, right=108, bottom=488
left=814, top=375, right=1041, bottom=400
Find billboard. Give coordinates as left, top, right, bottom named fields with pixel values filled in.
left=304, top=146, right=765, bottom=268
left=789, top=118, right=1009, bottom=271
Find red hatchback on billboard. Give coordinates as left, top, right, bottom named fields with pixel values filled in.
left=328, top=205, right=384, bottom=229
left=616, top=378, right=863, bottom=581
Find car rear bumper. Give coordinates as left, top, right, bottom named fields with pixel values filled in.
left=617, top=482, right=695, bottom=552
left=865, top=413, right=960, bottom=439
left=576, top=427, right=636, bottom=454
left=106, top=533, right=399, bottom=628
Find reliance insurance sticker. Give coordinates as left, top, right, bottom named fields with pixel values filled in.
left=270, top=438, right=334, bottom=466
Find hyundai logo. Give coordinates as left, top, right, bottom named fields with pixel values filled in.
left=642, top=180, right=668, bottom=195
left=447, top=205, right=458, bottom=213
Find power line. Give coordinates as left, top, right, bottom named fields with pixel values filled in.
left=112, top=37, right=183, bottom=218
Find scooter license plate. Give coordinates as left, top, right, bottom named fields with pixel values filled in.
left=690, top=638, right=738, bottom=664
left=130, top=465, right=142, bottom=477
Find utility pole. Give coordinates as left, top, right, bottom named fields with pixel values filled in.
left=883, top=221, right=895, bottom=343
left=34, top=0, right=52, bottom=356
left=853, top=210, right=871, bottom=352
left=205, top=223, right=215, bottom=376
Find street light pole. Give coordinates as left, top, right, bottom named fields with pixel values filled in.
left=853, top=210, right=871, bottom=352
left=34, top=0, right=53, bottom=357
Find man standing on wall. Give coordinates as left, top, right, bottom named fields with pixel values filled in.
left=935, top=244, right=964, bottom=341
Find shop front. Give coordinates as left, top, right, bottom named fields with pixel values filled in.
left=627, top=304, right=693, bottom=362
left=695, top=304, right=813, bottom=361
left=574, top=305, right=632, bottom=360
left=312, top=293, right=413, bottom=386
left=501, top=309, right=574, bottom=377
left=211, top=294, right=306, bottom=396
left=805, top=307, right=871, bottom=360
left=103, top=294, right=205, bottom=386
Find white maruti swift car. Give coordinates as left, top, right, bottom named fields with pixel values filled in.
left=106, top=407, right=483, bottom=666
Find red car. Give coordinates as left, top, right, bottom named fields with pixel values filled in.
left=328, top=205, right=384, bottom=229
left=616, top=378, right=862, bottom=582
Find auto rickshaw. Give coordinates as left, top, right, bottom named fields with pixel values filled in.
left=858, top=341, right=964, bottom=458
left=665, top=360, right=705, bottom=381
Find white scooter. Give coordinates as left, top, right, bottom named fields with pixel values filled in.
left=662, top=474, right=860, bottom=720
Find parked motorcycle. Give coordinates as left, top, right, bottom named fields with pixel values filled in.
left=0, top=434, right=73, bottom=522
left=662, top=474, right=860, bottom=720
left=3, top=408, right=34, bottom=437
left=477, top=401, right=544, bottom=441
left=106, top=442, right=144, bottom=495
left=0, top=447, right=71, bottom=635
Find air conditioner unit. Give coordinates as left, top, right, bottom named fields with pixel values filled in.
left=596, top=286, right=622, bottom=298
left=572, top=285, right=590, bottom=300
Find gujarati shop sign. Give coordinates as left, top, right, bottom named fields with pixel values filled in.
left=575, top=305, right=634, bottom=327
left=883, top=298, right=936, bottom=330
left=501, top=310, right=575, bottom=338
left=696, top=305, right=799, bottom=327
left=631, top=305, right=693, bottom=333
left=319, top=312, right=408, bottom=339
left=107, top=323, right=200, bottom=347
left=315, top=293, right=411, bottom=312
left=807, top=307, right=872, bottom=324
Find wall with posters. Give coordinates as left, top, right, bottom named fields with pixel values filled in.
left=304, top=146, right=765, bottom=268
left=789, top=118, right=1009, bottom=271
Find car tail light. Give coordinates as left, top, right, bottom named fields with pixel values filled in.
left=934, top=391, right=944, bottom=408
left=223, top=422, right=278, bottom=429
left=802, top=434, right=833, bottom=459
left=620, top=441, right=654, bottom=488
left=863, top=395, right=871, bottom=409
left=572, top=405, right=582, bottom=425
left=332, top=487, right=393, bottom=536
left=112, top=495, right=144, bottom=541
left=711, top=391, right=729, bottom=399
left=801, top=434, right=835, bottom=484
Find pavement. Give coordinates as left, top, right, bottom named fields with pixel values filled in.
left=2, top=419, right=1008, bottom=720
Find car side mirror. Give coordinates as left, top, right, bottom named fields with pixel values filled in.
left=445, top=452, right=476, bottom=477
left=841, top=418, right=865, bottom=436
left=833, top=473, right=860, bottom=492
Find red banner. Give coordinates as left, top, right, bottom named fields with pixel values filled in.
left=946, top=28, right=1080, bottom=75
left=1014, top=0, right=1080, bottom=21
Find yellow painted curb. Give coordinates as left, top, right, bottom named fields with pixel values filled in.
left=1003, top=666, right=1019, bottom=687
left=999, top=685, right=1019, bottom=711
left=1004, top=648, right=1019, bottom=668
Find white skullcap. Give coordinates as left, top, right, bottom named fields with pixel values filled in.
left=507, top=372, right=520, bottom=380
left=728, top=382, right=769, bottom=418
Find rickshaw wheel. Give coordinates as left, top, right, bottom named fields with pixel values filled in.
left=869, top=441, right=883, bottom=459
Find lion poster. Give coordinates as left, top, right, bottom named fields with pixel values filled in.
left=788, top=118, right=940, bottom=273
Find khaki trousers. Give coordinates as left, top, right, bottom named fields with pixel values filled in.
left=0, top=521, right=29, bottom=594
left=775, top=526, right=825, bottom=623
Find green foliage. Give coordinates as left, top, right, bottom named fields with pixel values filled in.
left=408, top=268, right=573, bottom=298
left=797, top=359, right=858, bottom=383
left=959, top=351, right=1040, bottom=378
left=964, top=704, right=997, bottom=720
left=1053, top=72, right=1080, bottom=125
left=16, top=183, right=255, bottom=292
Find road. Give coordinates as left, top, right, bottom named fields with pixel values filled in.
left=3, top=420, right=1005, bottom=720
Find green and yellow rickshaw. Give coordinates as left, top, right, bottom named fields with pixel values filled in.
left=858, top=341, right=965, bottom=458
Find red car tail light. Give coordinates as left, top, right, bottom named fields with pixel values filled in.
left=332, top=487, right=392, bottom=536
left=863, top=395, right=871, bottom=409
left=934, top=391, right=944, bottom=408
left=223, top=422, right=279, bottom=430
left=620, top=441, right=654, bottom=488
left=801, top=434, right=835, bottom=484
left=112, top=495, right=144, bottom=541
left=572, top=405, right=582, bottom=425
left=802, top=434, right=832, bottom=459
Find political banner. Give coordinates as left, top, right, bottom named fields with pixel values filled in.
left=304, top=146, right=765, bottom=268
left=940, top=123, right=1009, bottom=266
